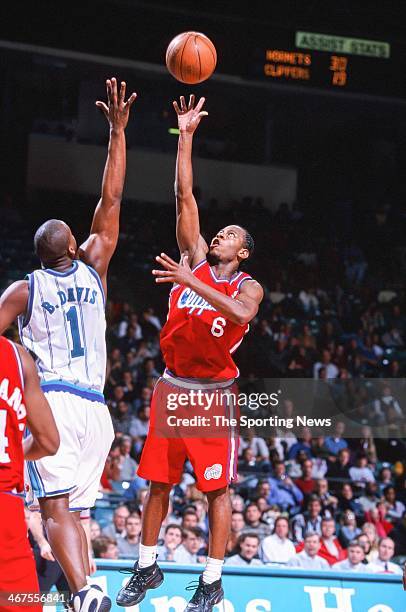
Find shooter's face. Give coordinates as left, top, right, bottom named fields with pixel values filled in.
left=209, top=225, right=248, bottom=262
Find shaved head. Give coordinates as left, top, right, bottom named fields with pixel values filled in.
left=34, top=219, right=75, bottom=266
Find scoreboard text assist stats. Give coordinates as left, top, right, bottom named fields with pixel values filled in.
left=259, top=31, right=404, bottom=98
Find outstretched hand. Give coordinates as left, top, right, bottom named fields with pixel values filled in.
left=173, top=94, right=208, bottom=134
left=152, top=253, right=195, bottom=286
left=96, top=77, right=137, bottom=131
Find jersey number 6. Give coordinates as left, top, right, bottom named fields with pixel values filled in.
left=211, top=317, right=226, bottom=338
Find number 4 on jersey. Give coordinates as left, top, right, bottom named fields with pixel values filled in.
left=0, top=410, right=10, bottom=463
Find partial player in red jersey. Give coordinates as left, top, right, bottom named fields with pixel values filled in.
left=0, top=337, right=59, bottom=612
left=117, top=95, right=263, bottom=611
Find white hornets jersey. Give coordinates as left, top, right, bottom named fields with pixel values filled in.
left=19, top=260, right=106, bottom=396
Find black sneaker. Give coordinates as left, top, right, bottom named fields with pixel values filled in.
left=184, top=576, right=224, bottom=611
left=116, top=561, right=164, bottom=607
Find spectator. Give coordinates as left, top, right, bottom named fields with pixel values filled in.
left=326, top=448, right=351, bottom=489
left=287, top=428, right=313, bottom=461
left=333, top=541, right=369, bottom=572
left=239, top=432, right=270, bottom=465
left=117, top=513, right=142, bottom=560
left=173, top=528, right=205, bottom=564
left=373, top=384, right=402, bottom=424
left=93, top=537, right=119, bottom=560
left=268, top=461, right=304, bottom=513
left=313, top=349, right=339, bottom=379
left=357, top=533, right=379, bottom=563
left=361, top=523, right=380, bottom=562
left=226, top=511, right=246, bottom=555
left=358, top=482, right=380, bottom=513
left=181, top=509, right=199, bottom=530
left=383, top=485, right=406, bottom=522
left=294, top=459, right=316, bottom=497
left=316, top=517, right=347, bottom=566
left=349, top=453, right=375, bottom=489
left=129, top=405, right=150, bottom=439
left=314, top=479, right=339, bottom=515
left=115, top=436, right=138, bottom=482
left=260, top=516, right=296, bottom=565
left=367, top=538, right=403, bottom=575
left=324, top=421, right=348, bottom=457
left=338, top=511, right=362, bottom=548
left=292, top=496, right=324, bottom=543
left=102, top=504, right=129, bottom=540
left=364, top=503, right=394, bottom=537
left=287, top=533, right=330, bottom=570
left=337, top=483, right=364, bottom=519
left=225, top=533, right=263, bottom=567
left=377, top=466, right=394, bottom=494
left=90, top=520, right=101, bottom=541
left=242, top=503, right=271, bottom=539
left=157, top=524, right=183, bottom=561
left=112, top=400, right=133, bottom=436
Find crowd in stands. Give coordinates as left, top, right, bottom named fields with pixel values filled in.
left=2, top=189, right=406, bottom=573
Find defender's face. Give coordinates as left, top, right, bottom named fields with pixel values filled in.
left=209, top=225, right=248, bottom=262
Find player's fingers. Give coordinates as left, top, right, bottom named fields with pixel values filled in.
left=155, top=256, right=175, bottom=270
left=180, top=95, right=187, bottom=111
left=158, top=253, right=177, bottom=266
left=119, top=81, right=126, bottom=104
left=188, top=94, right=195, bottom=109
left=173, top=100, right=181, bottom=114
left=111, top=77, right=118, bottom=105
left=95, top=101, right=109, bottom=115
left=126, top=92, right=137, bottom=107
left=155, top=277, right=173, bottom=283
left=198, top=111, right=208, bottom=119
left=195, top=97, right=206, bottom=112
left=106, top=79, right=112, bottom=104
left=152, top=269, right=173, bottom=276
left=180, top=254, right=189, bottom=266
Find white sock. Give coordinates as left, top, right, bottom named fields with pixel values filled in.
left=202, top=557, right=224, bottom=584
left=138, top=543, right=157, bottom=568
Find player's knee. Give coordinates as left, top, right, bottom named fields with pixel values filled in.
left=39, top=494, right=69, bottom=519
left=206, top=486, right=229, bottom=503
left=150, top=481, right=172, bottom=498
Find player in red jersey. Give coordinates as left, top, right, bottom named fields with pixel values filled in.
left=0, top=337, right=59, bottom=612
left=116, top=96, right=263, bottom=611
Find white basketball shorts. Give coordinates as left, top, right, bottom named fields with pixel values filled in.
left=26, top=388, right=114, bottom=511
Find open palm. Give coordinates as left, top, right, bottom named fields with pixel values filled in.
left=173, top=94, right=208, bottom=133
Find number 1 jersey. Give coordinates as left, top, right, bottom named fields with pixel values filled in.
left=19, top=260, right=106, bottom=393
left=160, top=259, right=254, bottom=380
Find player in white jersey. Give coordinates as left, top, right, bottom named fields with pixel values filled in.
left=0, top=77, right=136, bottom=612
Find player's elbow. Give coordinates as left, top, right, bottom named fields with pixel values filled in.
left=39, top=431, right=60, bottom=457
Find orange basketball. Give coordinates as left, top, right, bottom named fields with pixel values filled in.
left=166, top=32, right=217, bottom=84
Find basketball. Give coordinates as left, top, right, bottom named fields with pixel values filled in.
left=166, top=31, right=217, bottom=84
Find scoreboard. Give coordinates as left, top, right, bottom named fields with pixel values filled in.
left=253, top=30, right=405, bottom=99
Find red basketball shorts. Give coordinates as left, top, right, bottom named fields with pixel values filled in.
left=137, top=375, right=239, bottom=492
left=0, top=492, right=41, bottom=612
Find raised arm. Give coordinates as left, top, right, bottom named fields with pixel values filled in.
left=173, top=95, right=209, bottom=268
left=78, top=77, right=137, bottom=292
left=0, top=280, right=28, bottom=334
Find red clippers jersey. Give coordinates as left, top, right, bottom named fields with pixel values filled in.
left=0, top=338, right=26, bottom=493
left=160, top=259, right=254, bottom=379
